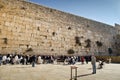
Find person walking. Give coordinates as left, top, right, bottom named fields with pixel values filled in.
left=91, top=54, right=96, bottom=74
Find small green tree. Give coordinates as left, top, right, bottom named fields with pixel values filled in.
left=3, top=38, right=8, bottom=44
left=84, top=39, right=91, bottom=53
left=85, top=39, right=91, bottom=48
left=108, top=48, right=112, bottom=56
left=0, top=4, right=3, bottom=9
left=75, top=36, right=81, bottom=46
left=26, top=48, right=33, bottom=52
left=67, top=49, right=75, bottom=54
left=96, top=41, right=103, bottom=47
left=96, top=41, right=103, bottom=55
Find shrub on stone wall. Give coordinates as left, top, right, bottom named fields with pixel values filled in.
left=3, top=38, right=8, bottom=44
left=75, top=36, right=81, bottom=46
left=96, top=41, right=103, bottom=47
left=26, top=48, right=33, bottom=52
left=21, top=6, right=27, bottom=10
left=67, top=49, right=75, bottom=54
left=108, top=48, right=113, bottom=55
left=0, top=4, right=4, bottom=9
left=85, top=39, right=91, bottom=48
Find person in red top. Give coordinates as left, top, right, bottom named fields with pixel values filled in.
left=81, top=56, right=84, bottom=64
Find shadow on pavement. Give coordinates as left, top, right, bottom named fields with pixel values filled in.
left=77, top=73, right=93, bottom=77
left=15, top=66, right=32, bottom=68
left=88, top=68, right=92, bottom=70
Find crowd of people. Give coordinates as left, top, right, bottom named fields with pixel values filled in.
left=0, top=54, right=91, bottom=66
left=0, top=53, right=107, bottom=74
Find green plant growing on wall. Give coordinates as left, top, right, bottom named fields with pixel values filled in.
left=51, top=49, right=54, bottom=51
left=26, top=48, right=33, bottom=52
left=67, top=49, right=75, bottom=54
left=108, top=48, right=112, bottom=56
left=52, top=32, right=56, bottom=36
left=84, top=39, right=91, bottom=53
left=0, top=4, right=4, bottom=9
left=21, top=7, right=27, bottom=10
left=96, top=41, right=103, bottom=55
left=85, top=39, right=91, bottom=48
left=68, top=27, right=72, bottom=30
left=0, top=29, right=1, bottom=34
left=75, top=36, right=81, bottom=46
left=3, top=38, right=8, bottom=44
left=50, top=9, right=53, bottom=12
left=96, top=41, right=103, bottom=47
left=37, top=27, right=40, bottom=31
left=87, top=24, right=90, bottom=27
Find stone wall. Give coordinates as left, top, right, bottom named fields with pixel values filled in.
left=0, top=0, right=118, bottom=55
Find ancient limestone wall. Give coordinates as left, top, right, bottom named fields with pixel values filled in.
left=0, top=0, right=117, bottom=55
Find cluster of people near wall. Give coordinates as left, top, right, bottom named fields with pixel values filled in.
left=0, top=53, right=109, bottom=74
left=0, top=54, right=91, bottom=66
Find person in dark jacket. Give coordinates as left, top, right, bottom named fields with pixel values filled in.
left=0, top=54, right=2, bottom=66
left=31, top=55, right=36, bottom=67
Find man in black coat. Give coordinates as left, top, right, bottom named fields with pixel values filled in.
left=0, top=54, right=2, bottom=66
left=31, top=55, right=36, bottom=67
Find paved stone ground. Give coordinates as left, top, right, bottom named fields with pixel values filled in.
left=0, top=63, right=120, bottom=80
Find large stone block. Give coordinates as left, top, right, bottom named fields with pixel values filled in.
left=0, top=0, right=118, bottom=55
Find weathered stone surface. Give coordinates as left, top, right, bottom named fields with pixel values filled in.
left=0, top=0, right=119, bottom=55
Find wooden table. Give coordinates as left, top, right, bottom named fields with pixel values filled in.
left=70, top=66, right=78, bottom=80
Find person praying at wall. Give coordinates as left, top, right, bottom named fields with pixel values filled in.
left=31, top=55, right=36, bottom=67
left=0, top=54, right=2, bottom=66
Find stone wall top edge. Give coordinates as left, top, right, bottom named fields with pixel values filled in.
left=20, top=0, right=114, bottom=28
left=1, top=0, right=114, bottom=28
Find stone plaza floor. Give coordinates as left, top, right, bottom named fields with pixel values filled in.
left=0, top=62, right=120, bottom=80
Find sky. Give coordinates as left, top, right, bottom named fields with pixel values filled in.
left=28, top=0, right=120, bottom=26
